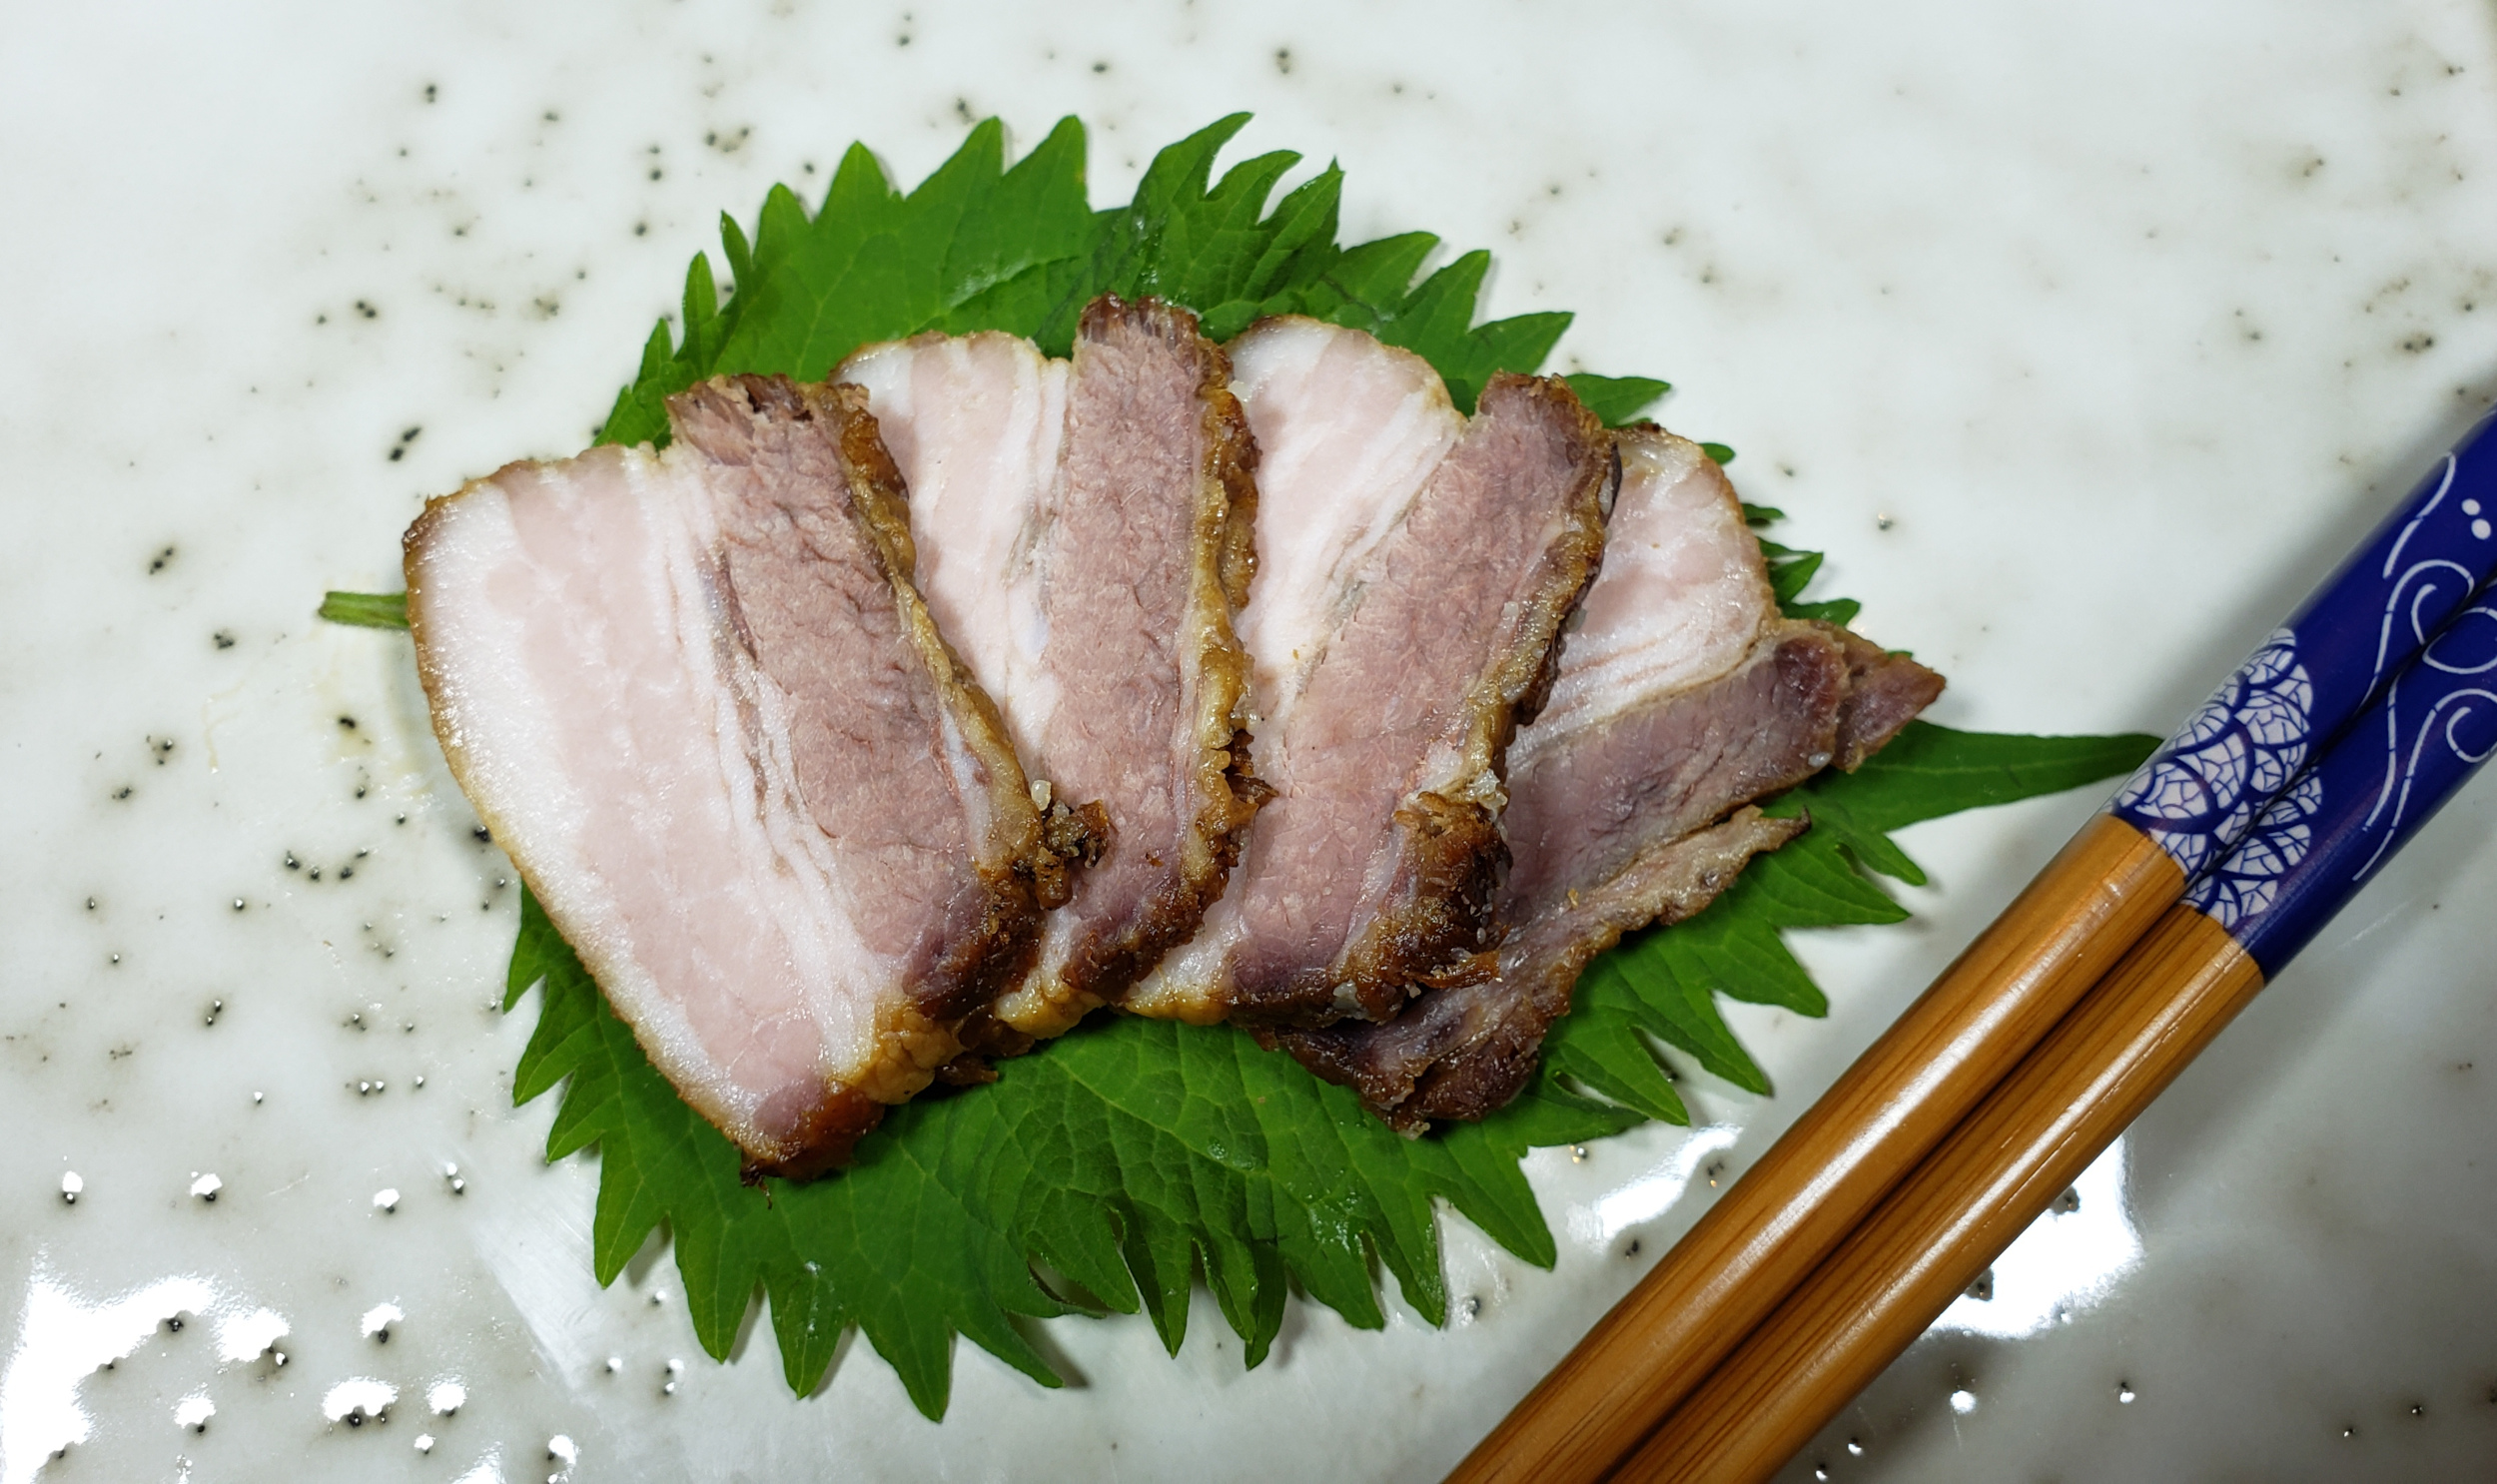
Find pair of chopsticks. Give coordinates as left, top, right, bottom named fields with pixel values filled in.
left=1450, top=414, right=2497, bottom=1484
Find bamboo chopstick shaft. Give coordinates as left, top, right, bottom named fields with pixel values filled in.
left=1618, top=906, right=2262, bottom=1483
left=1445, top=815, right=2180, bottom=1484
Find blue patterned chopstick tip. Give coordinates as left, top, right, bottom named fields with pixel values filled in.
left=2111, top=412, right=2497, bottom=878
left=2187, top=593, right=2496, bottom=976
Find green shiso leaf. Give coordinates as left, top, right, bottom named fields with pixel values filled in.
left=1562, top=372, right=1674, bottom=427
left=344, top=115, right=2153, bottom=1418
left=594, top=114, right=1611, bottom=447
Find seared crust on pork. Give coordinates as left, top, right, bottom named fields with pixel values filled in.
left=407, top=373, right=1059, bottom=1178
left=837, top=298, right=1266, bottom=1040
left=1031, top=298, right=1265, bottom=1018
left=1131, top=324, right=1618, bottom=1033
left=1298, top=373, right=1614, bottom=1023
left=1819, top=622, right=1947, bottom=771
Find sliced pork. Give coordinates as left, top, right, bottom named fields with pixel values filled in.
left=1282, top=427, right=1943, bottom=1126
left=405, top=375, right=1065, bottom=1177
left=1127, top=318, right=1615, bottom=1030
left=839, top=298, right=1261, bottom=1038
left=1826, top=623, right=1947, bottom=770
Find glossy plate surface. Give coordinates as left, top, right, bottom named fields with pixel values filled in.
left=3, top=4, right=2494, bottom=1479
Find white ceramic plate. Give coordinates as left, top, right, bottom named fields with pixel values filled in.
left=5, top=4, right=2495, bottom=1479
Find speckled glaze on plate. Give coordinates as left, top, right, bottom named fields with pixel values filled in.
left=4, top=4, right=2496, bottom=1480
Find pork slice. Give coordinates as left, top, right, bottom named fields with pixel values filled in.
left=834, top=330, right=1070, bottom=770
left=405, top=374, right=1062, bottom=1177
left=1279, top=427, right=1943, bottom=1126
left=1128, top=318, right=1615, bottom=1029
left=1284, top=809, right=1807, bottom=1124
left=839, top=298, right=1261, bottom=1038
left=1822, top=621, right=1949, bottom=769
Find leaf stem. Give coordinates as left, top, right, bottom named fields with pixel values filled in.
left=320, top=591, right=410, bottom=630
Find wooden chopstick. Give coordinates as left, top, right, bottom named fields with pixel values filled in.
left=1618, top=904, right=2256, bottom=1481
left=1447, top=815, right=2174, bottom=1484
left=1619, top=586, right=2497, bottom=1481
left=1446, top=415, right=2497, bottom=1484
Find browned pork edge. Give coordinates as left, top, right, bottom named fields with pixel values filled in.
left=1324, top=373, right=1615, bottom=1017
left=1824, top=621, right=1948, bottom=768
left=1030, top=298, right=1267, bottom=1022
left=1227, top=372, right=1616, bottom=1028
left=689, top=376, right=1076, bottom=1172
left=810, top=372, right=1088, bottom=971
left=418, top=375, right=1073, bottom=1180
left=1280, top=623, right=1943, bottom=1128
